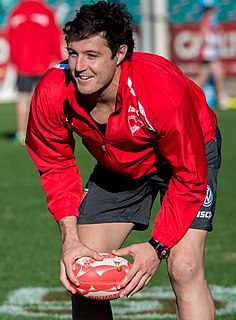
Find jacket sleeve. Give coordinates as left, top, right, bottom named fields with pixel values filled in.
left=25, top=80, right=82, bottom=222
left=151, top=84, right=208, bottom=248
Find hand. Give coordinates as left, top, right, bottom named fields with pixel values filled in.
left=112, top=242, right=160, bottom=298
left=58, top=216, right=103, bottom=294
left=60, top=239, right=103, bottom=294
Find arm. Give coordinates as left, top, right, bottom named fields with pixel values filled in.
left=114, top=82, right=208, bottom=297
left=26, top=77, right=82, bottom=221
left=151, top=85, right=207, bottom=248
left=26, top=76, right=102, bottom=292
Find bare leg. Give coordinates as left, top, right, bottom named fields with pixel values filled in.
left=15, top=92, right=31, bottom=144
left=72, top=222, right=134, bottom=320
left=167, top=229, right=215, bottom=320
left=16, top=92, right=31, bottom=134
left=195, top=60, right=228, bottom=110
left=195, top=64, right=210, bottom=88
left=210, top=60, right=228, bottom=110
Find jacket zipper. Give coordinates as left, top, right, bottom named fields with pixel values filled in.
left=102, top=143, right=106, bottom=151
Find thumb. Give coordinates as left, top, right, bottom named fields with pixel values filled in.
left=88, top=249, right=104, bottom=261
left=112, top=246, right=131, bottom=257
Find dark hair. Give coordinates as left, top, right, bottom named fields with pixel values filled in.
left=63, top=0, right=135, bottom=60
left=202, top=6, right=216, bottom=13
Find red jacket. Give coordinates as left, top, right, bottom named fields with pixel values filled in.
left=26, top=52, right=217, bottom=248
left=7, top=0, right=62, bottom=75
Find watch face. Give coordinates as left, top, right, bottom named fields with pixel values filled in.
left=148, top=239, right=170, bottom=260
left=158, top=247, right=170, bottom=259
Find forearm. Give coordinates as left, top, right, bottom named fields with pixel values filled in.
left=58, top=216, right=80, bottom=245
left=58, top=216, right=82, bottom=291
left=58, top=216, right=102, bottom=258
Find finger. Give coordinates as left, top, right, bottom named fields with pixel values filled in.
left=60, top=261, right=77, bottom=294
left=143, top=275, right=152, bottom=288
left=90, top=250, right=104, bottom=260
left=112, top=246, right=132, bottom=257
left=63, top=259, right=79, bottom=287
left=117, top=273, right=130, bottom=290
left=65, top=249, right=103, bottom=286
left=127, top=275, right=152, bottom=298
left=117, top=259, right=140, bottom=289
left=119, top=271, right=148, bottom=298
left=76, top=246, right=104, bottom=261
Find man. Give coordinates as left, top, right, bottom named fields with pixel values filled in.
left=26, top=1, right=221, bottom=319
left=7, top=0, right=62, bottom=144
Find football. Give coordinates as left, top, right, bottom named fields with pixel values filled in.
left=71, top=253, right=132, bottom=300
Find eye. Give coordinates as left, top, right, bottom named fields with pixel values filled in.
left=87, top=53, right=99, bottom=59
left=67, top=49, right=77, bottom=58
left=69, top=52, right=77, bottom=58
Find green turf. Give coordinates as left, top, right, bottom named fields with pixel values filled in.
left=0, top=103, right=235, bottom=320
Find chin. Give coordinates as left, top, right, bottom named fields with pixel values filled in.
left=77, top=87, right=94, bottom=95
left=77, top=84, right=101, bottom=95
left=75, top=82, right=92, bottom=92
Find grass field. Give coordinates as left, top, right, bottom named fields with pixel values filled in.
left=0, top=102, right=236, bottom=320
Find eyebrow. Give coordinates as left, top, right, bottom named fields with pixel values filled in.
left=66, top=47, right=102, bottom=55
left=66, top=47, right=76, bottom=52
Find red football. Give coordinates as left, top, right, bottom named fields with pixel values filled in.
left=71, top=253, right=132, bottom=300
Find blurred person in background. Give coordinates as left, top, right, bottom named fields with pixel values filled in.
left=195, top=5, right=228, bottom=111
left=7, top=0, right=62, bottom=145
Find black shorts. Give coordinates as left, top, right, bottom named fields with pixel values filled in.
left=78, top=128, right=222, bottom=232
left=17, top=75, right=42, bottom=93
left=201, top=60, right=211, bottom=64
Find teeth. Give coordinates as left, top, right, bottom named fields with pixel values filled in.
left=80, top=76, right=90, bottom=80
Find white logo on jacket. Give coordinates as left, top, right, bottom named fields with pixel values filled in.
left=128, top=106, right=144, bottom=135
left=127, top=77, right=156, bottom=134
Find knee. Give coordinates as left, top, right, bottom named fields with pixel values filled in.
left=168, top=253, right=202, bottom=287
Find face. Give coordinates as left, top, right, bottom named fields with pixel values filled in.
left=67, top=34, right=122, bottom=96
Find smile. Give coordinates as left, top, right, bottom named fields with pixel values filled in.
left=78, top=75, right=93, bottom=80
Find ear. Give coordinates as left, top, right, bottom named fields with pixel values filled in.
left=116, top=44, right=128, bottom=65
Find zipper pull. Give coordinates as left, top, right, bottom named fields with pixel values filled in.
left=102, top=143, right=106, bottom=151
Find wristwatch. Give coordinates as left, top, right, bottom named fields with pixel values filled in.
left=148, top=238, right=170, bottom=260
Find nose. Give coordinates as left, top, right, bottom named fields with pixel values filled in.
left=75, top=55, right=87, bottom=73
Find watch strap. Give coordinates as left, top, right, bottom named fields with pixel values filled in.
left=148, top=238, right=170, bottom=260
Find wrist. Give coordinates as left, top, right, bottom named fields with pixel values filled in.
left=58, top=216, right=79, bottom=243
left=148, top=237, right=170, bottom=260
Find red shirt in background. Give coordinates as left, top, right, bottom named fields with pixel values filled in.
left=7, top=0, right=62, bottom=75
